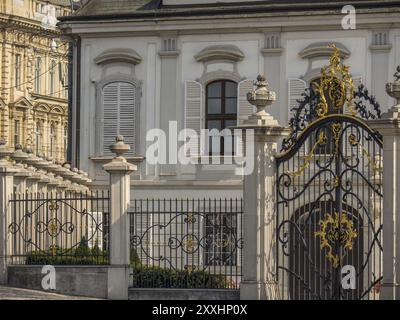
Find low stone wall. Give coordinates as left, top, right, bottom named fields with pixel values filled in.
left=7, top=266, right=108, bottom=299
left=129, top=288, right=240, bottom=300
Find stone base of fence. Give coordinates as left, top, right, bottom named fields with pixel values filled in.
left=128, top=288, right=240, bottom=300
left=7, top=265, right=109, bottom=299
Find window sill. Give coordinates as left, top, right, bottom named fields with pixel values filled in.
left=191, top=155, right=245, bottom=163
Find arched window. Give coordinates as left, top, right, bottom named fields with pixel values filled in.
left=35, top=122, right=42, bottom=155
left=206, top=80, right=237, bottom=155
left=63, top=126, right=68, bottom=160
left=102, top=81, right=136, bottom=155
left=35, top=57, right=42, bottom=93
left=50, top=124, right=56, bottom=158
left=49, top=60, right=56, bottom=95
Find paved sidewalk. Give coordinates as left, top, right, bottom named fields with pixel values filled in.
left=0, top=286, right=100, bottom=300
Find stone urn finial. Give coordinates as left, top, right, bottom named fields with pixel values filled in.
left=247, top=75, right=276, bottom=116
left=110, top=135, right=130, bottom=158
left=386, top=66, right=400, bottom=105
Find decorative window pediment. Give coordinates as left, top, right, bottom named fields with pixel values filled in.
left=195, top=45, right=245, bottom=63
left=50, top=105, right=66, bottom=115
left=33, top=103, right=50, bottom=113
left=11, top=97, right=32, bottom=109
left=299, top=42, right=350, bottom=60
left=94, top=48, right=142, bottom=65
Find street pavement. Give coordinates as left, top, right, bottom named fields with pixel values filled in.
left=0, top=286, right=100, bottom=300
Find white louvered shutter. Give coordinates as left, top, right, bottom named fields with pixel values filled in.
left=119, top=83, right=136, bottom=156
left=184, top=80, right=202, bottom=156
left=102, top=82, right=136, bottom=156
left=237, top=79, right=255, bottom=125
left=103, top=83, right=119, bottom=155
left=352, top=76, right=363, bottom=95
left=288, top=78, right=307, bottom=121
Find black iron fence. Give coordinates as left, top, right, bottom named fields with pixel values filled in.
left=129, top=199, right=243, bottom=289
left=8, top=191, right=110, bottom=265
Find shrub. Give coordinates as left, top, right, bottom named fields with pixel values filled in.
left=25, top=245, right=141, bottom=266
left=131, top=266, right=231, bottom=289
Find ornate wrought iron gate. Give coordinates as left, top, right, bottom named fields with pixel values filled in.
left=276, top=46, right=383, bottom=300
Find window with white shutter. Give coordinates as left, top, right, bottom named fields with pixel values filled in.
left=288, top=78, right=307, bottom=121
left=184, top=80, right=202, bottom=156
left=237, top=79, right=255, bottom=125
left=102, top=82, right=136, bottom=156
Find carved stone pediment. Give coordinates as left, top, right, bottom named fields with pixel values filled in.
left=194, top=45, right=245, bottom=63
left=94, top=48, right=142, bottom=65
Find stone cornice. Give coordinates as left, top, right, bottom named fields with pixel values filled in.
left=261, top=48, right=284, bottom=57
left=31, top=93, right=68, bottom=104
left=0, top=14, right=61, bottom=37
left=158, top=50, right=180, bottom=58
left=59, top=12, right=400, bottom=37
left=369, top=44, right=393, bottom=53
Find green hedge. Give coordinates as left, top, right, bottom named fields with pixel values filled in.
left=25, top=238, right=141, bottom=266
left=25, top=241, right=231, bottom=289
left=131, top=266, right=231, bottom=289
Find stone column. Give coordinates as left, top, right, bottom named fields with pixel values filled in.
left=11, top=145, right=31, bottom=194
left=369, top=66, right=400, bottom=300
left=0, top=139, right=18, bottom=284
left=103, top=136, right=136, bottom=300
left=235, top=76, right=289, bottom=300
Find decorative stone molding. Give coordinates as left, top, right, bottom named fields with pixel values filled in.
left=194, top=45, right=244, bottom=63
left=261, top=48, right=283, bottom=57
left=94, top=48, right=142, bottom=65
left=369, top=30, right=392, bottom=52
left=197, top=70, right=243, bottom=87
left=299, top=42, right=350, bottom=60
left=158, top=50, right=180, bottom=58
left=262, top=33, right=283, bottom=56
left=369, top=44, right=392, bottom=53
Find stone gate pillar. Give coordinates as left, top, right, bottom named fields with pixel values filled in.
left=103, top=136, right=136, bottom=300
left=236, top=76, right=289, bottom=300
left=0, top=139, right=18, bottom=284
left=370, top=67, right=400, bottom=300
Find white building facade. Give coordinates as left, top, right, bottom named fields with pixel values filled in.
left=59, top=0, right=400, bottom=199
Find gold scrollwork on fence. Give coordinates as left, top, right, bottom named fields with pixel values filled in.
left=315, top=212, right=358, bottom=268
left=315, top=44, right=356, bottom=118
left=184, top=234, right=196, bottom=254
left=285, top=132, right=327, bottom=177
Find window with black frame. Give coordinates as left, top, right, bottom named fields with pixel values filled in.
left=206, top=80, right=237, bottom=156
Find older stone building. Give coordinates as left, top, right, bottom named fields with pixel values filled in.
left=59, top=0, right=400, bottom=199
left=0, top=0, right=72, bottom=162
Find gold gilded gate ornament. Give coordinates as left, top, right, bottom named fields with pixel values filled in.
left=315, top=44, right=356, bottom=118
left=315, top=212, right=357, bottom=268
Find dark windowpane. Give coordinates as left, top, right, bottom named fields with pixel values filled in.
left=207, top=120, right=222, bottom=131
left=207, top=99, right=221, bottom=114
left=225, top=120, right=237, bottom=128
left=225, top=81, right=237, bottom=98
left=206, top=80, right=238, bottom=156
left=225, top=98, right=237, bottom=114
left=207, top=82, right=222, bottom=98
